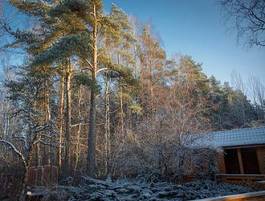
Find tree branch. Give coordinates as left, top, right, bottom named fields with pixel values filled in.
left=0, top=140, right=27, bottom=168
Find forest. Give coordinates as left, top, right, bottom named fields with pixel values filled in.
left=0, top=0, right=265, bottom=201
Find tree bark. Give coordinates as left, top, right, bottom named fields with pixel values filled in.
left=74, top=87, right=82, bottom=173
left=104, top=75, right=111, bottom=175
left=87, top=82, right=96, bottom=176
left=64, top=61, right=72, bottom=176
left=87, top=3, right=98, bottom=177
left=58, top=75, right=64, bottom=171
left=18, top=150, right=34, bottom=201
left=45, top=80, right=51, bottom=166
left=120, top=85, right=125, bottom=140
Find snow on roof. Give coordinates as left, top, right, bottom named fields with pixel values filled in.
left=204, top=126, right=265, bottom=148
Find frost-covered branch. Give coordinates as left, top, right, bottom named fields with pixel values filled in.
left=0, top=140, right=27, bottom=168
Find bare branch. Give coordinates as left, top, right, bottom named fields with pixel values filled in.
left=0, top=140, right=27, bottom=168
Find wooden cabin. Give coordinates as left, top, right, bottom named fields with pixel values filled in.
left=206, top=127, right=265, bottom=175
left=194, top=127, right=265, bottom=188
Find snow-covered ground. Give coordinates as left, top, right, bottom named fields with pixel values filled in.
left=39, top=177, right=253, bottom=201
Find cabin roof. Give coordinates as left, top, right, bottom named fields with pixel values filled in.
left=206, top=126, right=265, bottom=148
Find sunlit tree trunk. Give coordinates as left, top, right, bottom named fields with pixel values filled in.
left=74, top=87, right=82, bottom=172
left=64, top=61, right=72, bottom=175
left=87, top=4, right=98, bottom=177
left=36, top=102, right=42, bottom=167
left=45, top=79, right=51, bottom=165
left=119, top=85, right=125, bottom=140
left=58, top=75, right=64, bottom=171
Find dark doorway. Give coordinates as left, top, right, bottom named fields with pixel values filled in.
left=241, top=148, right=260, bottom=174
left=224, top=149, right=240, bottom=174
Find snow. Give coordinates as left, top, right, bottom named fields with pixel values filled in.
left=38, top=177, right=253, bottom=201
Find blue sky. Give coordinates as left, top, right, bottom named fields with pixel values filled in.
left=2, top=0, right=264, bottom=85
left=104, top=0, right=265, bottom=85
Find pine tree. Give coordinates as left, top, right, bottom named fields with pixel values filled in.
left=35, top=0, right=135, bottom=176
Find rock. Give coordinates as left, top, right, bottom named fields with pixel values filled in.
left=115, top=187, right=131, bottom=194
left=157, top=190, right=179, bottom=199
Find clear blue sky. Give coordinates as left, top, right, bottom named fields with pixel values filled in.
left=2, top=0, right=264, bottom=85
left=104, top=0, right=265, bottom=84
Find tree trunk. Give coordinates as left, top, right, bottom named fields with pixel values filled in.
left=104, top=75, right=111, bottom=175
left=87, top=82, right=96, bottom=176
left=19, top=156, right=32, bottom=201
left=87, top=3, right=98, bottom=177
left=18, top=130, right=38, bottom=201
left=120, top=85, right=125, bottom=140
left=64, top=62, right=72, bottom=176
left=36, top=138, right=41, bottom=167
left=58, top=75, right=64, bottom=171
left=45, top=80, right=51, bottom=166
left=74, top=87, right=82, bottom=173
